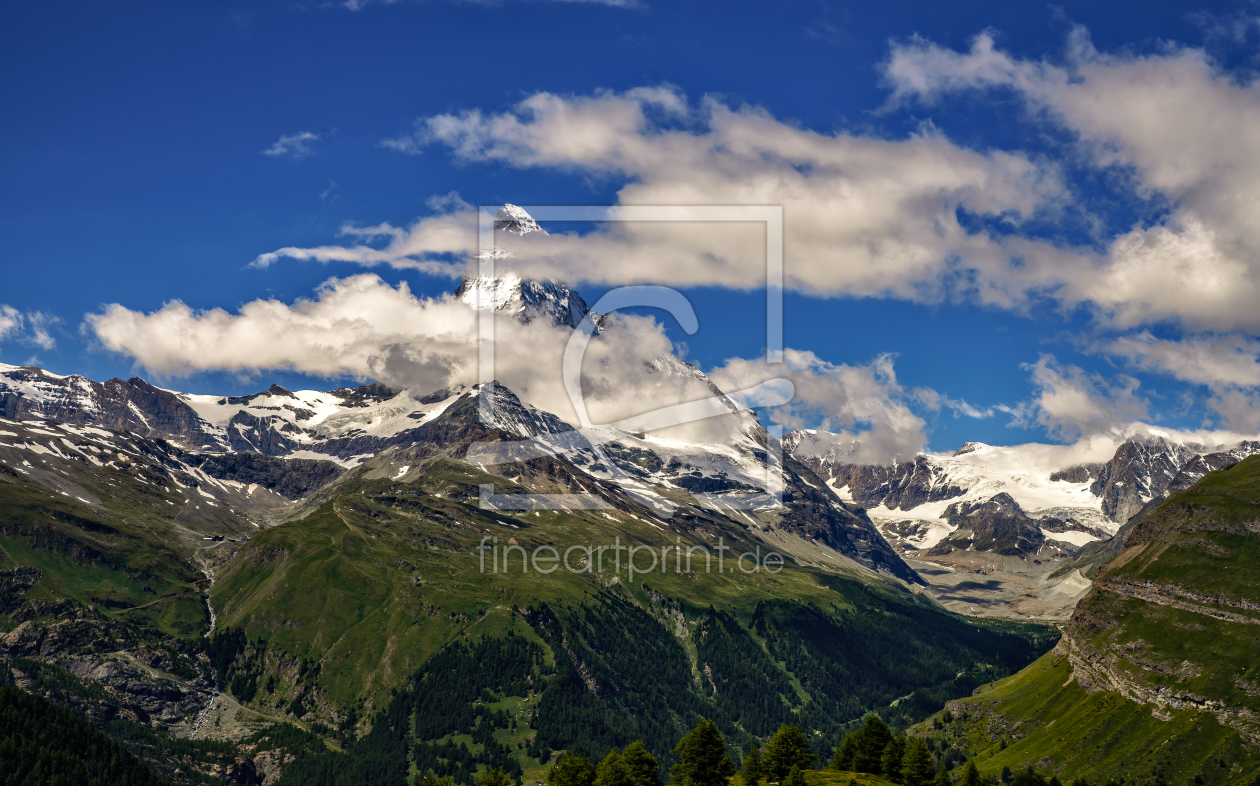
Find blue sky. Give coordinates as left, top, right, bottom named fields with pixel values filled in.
left=5, top=0, right=1260, bottom=456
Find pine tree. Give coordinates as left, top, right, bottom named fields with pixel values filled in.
left=782, top=767, right=808, bottom=786
left=762, top=725, right=816, bottom=781
left=597, top=749, right=632, bottom=786
left=853, top=716, right=893, bottom=774
left=623, top=741, right=661, bottom=786
left=831, top=734, right=858, bottom=771
left=741, top=742, right=764, bottom=786
left=669, top=719, right=735, bottom=786
left=901, top=738, right=935, bottom=786
left=1000, top=767, right=1012, bottom=784
left=934, top=765, right=952, bottom=786
left=550, top=753, right=597, bottom=786
left=959, top=761, right=982, bottom=786
left=1011, top=767, right=1045, bottom=786
left=881, top=736, right=907, bottom=784
left=480, top=770, right=515, bottom=786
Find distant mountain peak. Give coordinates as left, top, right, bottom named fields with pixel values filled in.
left=494, top=204, right=545, bottom=236
left=454, top=272, right=597, bottom=331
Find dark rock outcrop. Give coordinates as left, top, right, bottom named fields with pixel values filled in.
left=928, top=493, right=1044, bottom=557
left=184, top=452, right=345, bottom=500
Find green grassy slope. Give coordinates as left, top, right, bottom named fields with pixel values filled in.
left=912, top=456, right=1260, bottom=785
left=0, top=474, right=209, bottom=641
left=207, top=457, right=1056, bottom=784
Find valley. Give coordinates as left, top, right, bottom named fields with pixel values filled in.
left=4, top=267, right=1260, bottom=784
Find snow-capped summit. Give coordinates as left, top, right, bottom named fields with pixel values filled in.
left=786, top=428, right=1260, bottom=555
left=494, top=203, right=545, bottom=235
left=454, top=272, right=597, bottom=330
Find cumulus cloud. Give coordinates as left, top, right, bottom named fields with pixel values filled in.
left=1096, top=332, right=1260, bottom=431
left=264, top=65, right=1260, bottom=333
left=262, top=132, right=323, bottom=160
left=1102, top=332, right=1260, bottom=388
left=709, top=350, right=932, bottom=463
left=84, top=271, right=940, bottom=462
left=885, top=29, right=1260, bottom=331
left=1005, top=354, right=1148, bottom=441
left=88, top=274, right=763, bottom=441
left=268, top=86, right=1074, bottom=304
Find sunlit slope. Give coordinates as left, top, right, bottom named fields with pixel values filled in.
left=913, top=455, right=1260, bottom=785
left=211, top=455, right=1055, bottom=777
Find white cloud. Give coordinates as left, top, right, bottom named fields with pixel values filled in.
left=942, top=397, right=995, bottom=419
left=1007, top=354, right=1149, bottom=441
left=262, top=132, right=322, bottom=160
left=709, top=350, right=932, bottom=463
left=26, top=313, right=57, bottom=350
left=267, top=87, right=1074, bottom=304
left=0, top=307, right=57, bottom=350
left=1102, top=332, right=1260, bottom=389
left=1097, top=331, right=1260, bottom=432
left=885, top=29, right=1260, bottom=331
left=252, top=192, right=473, bottom=272
left=0, top=306, right=20, bottom=343
left=87, top=274, right=764, bottom=443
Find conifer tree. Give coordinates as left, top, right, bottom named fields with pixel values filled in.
left=596, top=749, right=632, bottom=786
left=853, top=716, right=893, bottom=774
left=881, top=736, right=907, bottom=783
left=831, top=734, right=858, bottom=771
left=669, top=719, right=735, bottom=786
left=781, top=766, right=808, bottom=786
left=623, top=741, right=661, bottom=786
left=762, top=724, right=816, bottom=781
left=901, top=738, right=935, bottom=786
left=934, top=765, right=952, bottom=786
left=550, top=753, right=597, bottom=786
left=741, top=742, right=764, bottom=785
left=959, top=761, right=982, bottom=786
left=480, top=770, right=515, bottom=786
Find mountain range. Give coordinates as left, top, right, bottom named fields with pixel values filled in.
left=4, top=207, right=1260, bottom=785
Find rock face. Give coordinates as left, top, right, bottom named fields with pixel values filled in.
left=0, top=365, right=224, bottom=451
left=929, top=493, right=1044, bottom=557
left=1087, top=436, right=1200, bottom=524
left=784, top=432, right=966, bottom=511
left=1057, top=456, right=1260, bottom=745
left=183, top=452, right=346, bottom=501
left=777, top=460, right=925, bottom=584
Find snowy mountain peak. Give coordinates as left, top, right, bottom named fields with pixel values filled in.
left=454, top=273, right=597, bottom=330
left=494, top=204, right=545, bottom=236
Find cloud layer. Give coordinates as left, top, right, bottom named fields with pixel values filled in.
left=86, top=274, right=941, bottom=462
left=270, top=87, right=1076, bottom=305
left=886, top=29, right=1260, bottom=332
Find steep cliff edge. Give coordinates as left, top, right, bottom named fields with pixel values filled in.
left=910, top=455, right=1260, bottom=784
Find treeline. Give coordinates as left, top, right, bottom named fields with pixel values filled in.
left=0, top=684, right=171, bottom=786
left=271, top=633, right=547, bottom=786
left=830, top=715, right=1111, bottom=786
